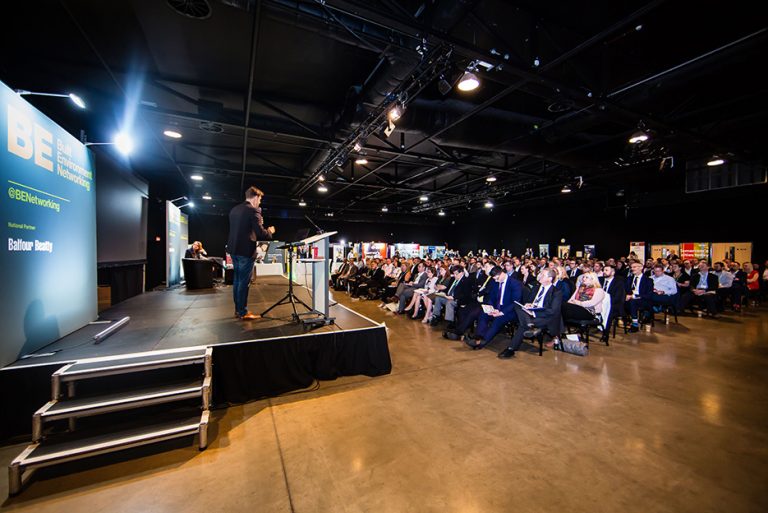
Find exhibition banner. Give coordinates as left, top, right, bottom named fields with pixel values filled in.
left=557, top=245, right=571, bottom=259
left=0, top=80, right=97, bottom=366
left=583, top=244, right=596, bottom=258
left=538, top=244, right=550, bottom=258
left=650, top=244, right=679, bottom=260
left=680, top=242, right=709, bottom=262
left=629, top=242, right=646, bottom=261
left=710, top=242, right=752, bottom=264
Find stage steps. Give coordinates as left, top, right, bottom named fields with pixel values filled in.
left=8, top=347, right=213, bottom=496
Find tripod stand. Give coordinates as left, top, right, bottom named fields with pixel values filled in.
left=260, top=243, right=314, bottom=322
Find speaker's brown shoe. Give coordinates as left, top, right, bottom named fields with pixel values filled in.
left=240, top=312, right=261, bottom=320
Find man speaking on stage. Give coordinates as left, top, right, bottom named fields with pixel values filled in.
left=228, top=186, right=275, bottom=320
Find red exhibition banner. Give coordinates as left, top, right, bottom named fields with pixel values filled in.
left=680, top=242, right=709, bottom=261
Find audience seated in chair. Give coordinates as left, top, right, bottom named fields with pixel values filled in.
left=624, top=261, right=654, bottom=332
left=463, top=266, right=522, bottom=351
left=495, top=268, right=563, bottom=360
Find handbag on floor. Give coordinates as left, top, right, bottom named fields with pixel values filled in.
left=558, top=334, right=589, bottom=357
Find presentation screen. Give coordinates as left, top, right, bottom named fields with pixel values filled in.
left=96, top=152, right=148, bottom=264
left=0, top=80, right=97, bottom=367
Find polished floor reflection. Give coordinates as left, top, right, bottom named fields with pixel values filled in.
left=1, top=296, right=767, bottom=513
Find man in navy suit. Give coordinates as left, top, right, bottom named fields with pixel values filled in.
left=497, top=268, right=563, bottom=359
left=464, top=266, right=522, bottom=350
left=624, top=261, right=654, bottom=331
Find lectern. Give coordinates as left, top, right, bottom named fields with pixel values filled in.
left=261, top=231, right=337, bottom=327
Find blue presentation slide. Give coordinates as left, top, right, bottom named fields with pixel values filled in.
left=0, top=80, right=97, bottom=367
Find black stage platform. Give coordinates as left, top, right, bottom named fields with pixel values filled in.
left=1, top=276, right=391, bottom=440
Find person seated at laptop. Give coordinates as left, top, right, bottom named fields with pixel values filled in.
left=185, top=241, right=208, bottom=259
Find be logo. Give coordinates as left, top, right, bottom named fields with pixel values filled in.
left=6, top=104, right=54, bottom=172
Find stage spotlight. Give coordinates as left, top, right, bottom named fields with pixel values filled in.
left=484, top=200, right=494, bottom=208
left=190, top=174, right=204, bottom=181
left=388, top=105, right=402, bottom=121
left=69, top=93, right=86, bottom=109
left=299, top=199, right=307, bottom=207
left=707, top=156, right=725, bottom=166
left=188, top=201, right=195, bottom=208
left=355, top=158, right=368, bottom=165
left=113, top=133, right=134, bottom=155
left=628, top=131, right=649, bottom=144
left=318, top=175, right=325, bottom=182
left=438, top=210, right=446, bottom=216
left=326, top=212, right=334, bottom=217
left=457, top=72, right=480, bottom=92
left=561, top=185, right=572, bottom=193
left=163, top=129, right=183, bottom=139
left=202, top=193, right=212, bottom=200
left=419, top=195, right=428, bottom=202
left=485, top=176, right=497, bottom=183
left=318, top=184, right=328, bottom=193
left=16, top=89, right=87, bottom=109
left=353, top=141, right=363, bottom=152
left=381, top=206, right=388, bottom=212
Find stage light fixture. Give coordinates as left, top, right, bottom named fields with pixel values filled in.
left=438, top=210, right=446, bottom=216
left=353, top=141, right=363, bottom=152
left=85, top=133, right=134, bottom=155
left=355, top=158, right=368, bottom=165
left=163, top=129, right=183, bottom=139
left=202, top=193, right=212, bottom=200
left=419, top=195, right=429, bottom=202
left=326, top=212, right=334, bottom=217
left=484, top=200, right=494, bottom=208
left=16, top=89, right=87, bottom=109
left=318, top=175, right=325, bottom=182
left=457, top=72, right=480, bottom=92
left=190, top=174, right=204, bottom=181
left=381, top=206, right=388, bottom=212
left=561, top=185, right=572, bottom=193
left=114, top=132, right=134, bottom=155
left=707, top=157, right=725, bottom=166
left=485, top=176, right=497, bottom=183
left=299, top=199, right=307, bottom=207
left=318, top=184, right=328, bottom=193
left=388, top=105, right=402, bottom=121
left=628, top=131, right=649, bottom=144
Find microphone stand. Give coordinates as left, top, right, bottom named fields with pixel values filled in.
left=304, top=214, right=324, bottom=234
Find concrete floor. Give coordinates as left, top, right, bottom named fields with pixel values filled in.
left=2, top=295, right=767, bottom=513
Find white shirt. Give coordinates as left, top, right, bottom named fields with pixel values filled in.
left=532, top=284, right=551, bottom=308
left=498, top=277, right=507, bottom=306
left=631, top=274, right=643, bottom=296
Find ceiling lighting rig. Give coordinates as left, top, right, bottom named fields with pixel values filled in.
left=294, top=44, right=454, bottom=198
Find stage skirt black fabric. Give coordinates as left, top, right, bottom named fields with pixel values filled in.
left=211, top=326, right=391, bottom=406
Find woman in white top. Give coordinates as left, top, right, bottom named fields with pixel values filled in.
left=562, top=272, right=606, bottom=321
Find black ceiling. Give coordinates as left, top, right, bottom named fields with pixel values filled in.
left=3, top=0, right=766, bottom=222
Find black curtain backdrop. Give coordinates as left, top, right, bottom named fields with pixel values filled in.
left=212, top=326, right=391, bottom=405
